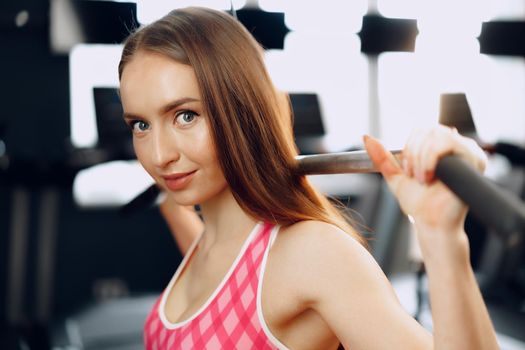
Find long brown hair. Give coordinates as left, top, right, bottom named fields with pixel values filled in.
left=119, top=7, right=365, bottom=245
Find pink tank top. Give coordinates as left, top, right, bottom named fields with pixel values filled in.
left=144, top=222, right=289, bottom=349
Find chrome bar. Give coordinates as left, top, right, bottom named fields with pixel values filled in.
left=296, top=150, right=403, bottom=175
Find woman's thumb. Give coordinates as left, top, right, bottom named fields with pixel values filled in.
left=363, top=135, right=402, bottom=178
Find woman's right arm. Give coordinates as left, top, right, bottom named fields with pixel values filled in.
left=291, top=127, right=499, bottom=350
left=158, top=194, right=204, bottom=255
left=363, top=126, right=499, bottom=350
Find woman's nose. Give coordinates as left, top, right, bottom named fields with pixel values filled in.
left=151, top=128, right=180, bottom=169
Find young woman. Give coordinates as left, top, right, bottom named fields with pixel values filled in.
left=118, top=6, right=498, bottom=350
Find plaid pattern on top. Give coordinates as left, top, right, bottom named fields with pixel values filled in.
left=144, top=222, right=281, bottom=349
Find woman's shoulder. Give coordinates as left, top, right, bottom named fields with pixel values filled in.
left=267, top=219, right=385, bottom=305
left=276, top=220, right=367, bottom=259
left=269, top=220, right=377, bottom=283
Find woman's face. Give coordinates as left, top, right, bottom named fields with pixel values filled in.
left=119, top=51, right=228, bottom=206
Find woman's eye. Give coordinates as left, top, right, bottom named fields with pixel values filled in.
left=131, top=120, right=149, bottom=133
left=176, top=111, right=198, bottom=125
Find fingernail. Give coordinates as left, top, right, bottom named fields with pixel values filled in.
left=417, top=170, right=426, bottom=184
left=425, top=170, right=434, bottom=182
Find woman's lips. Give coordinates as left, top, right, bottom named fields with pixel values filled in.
left=162, top=170, right=197, bottom=191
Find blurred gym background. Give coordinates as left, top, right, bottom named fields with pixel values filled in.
left=1, top=0, right=524, bottom=349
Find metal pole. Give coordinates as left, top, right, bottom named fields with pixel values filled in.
left=296, top=150, right=402, bottom=175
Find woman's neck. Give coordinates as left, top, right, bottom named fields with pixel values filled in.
left=198, top=187, right=258, bottom=252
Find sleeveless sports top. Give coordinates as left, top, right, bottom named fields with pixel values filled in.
left=144, top=222, right=290, bottom=349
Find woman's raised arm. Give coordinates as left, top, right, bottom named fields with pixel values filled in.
left=363, top=125, right=499, bottom=350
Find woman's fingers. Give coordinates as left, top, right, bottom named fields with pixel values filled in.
left=365, top=126, right=487, bottom=231
left=463, top=137, right=488, bottom=173
left=419, top=128, right=454, bottom=183
left=364, top=127, right=486, bottom=188
left=363, top=135, right=412, bottom=202
left=363, top=135, right=402, bottom=179
left=402, top=125, right=487, bottom=185
left=405, top=128, right=427, bottom=183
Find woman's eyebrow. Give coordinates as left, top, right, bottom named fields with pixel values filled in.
left=122, top=112, right=141, bottom=120
left=159, top=97, right=200, bottom=114
left=122, top=97, right=200, bottom=120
